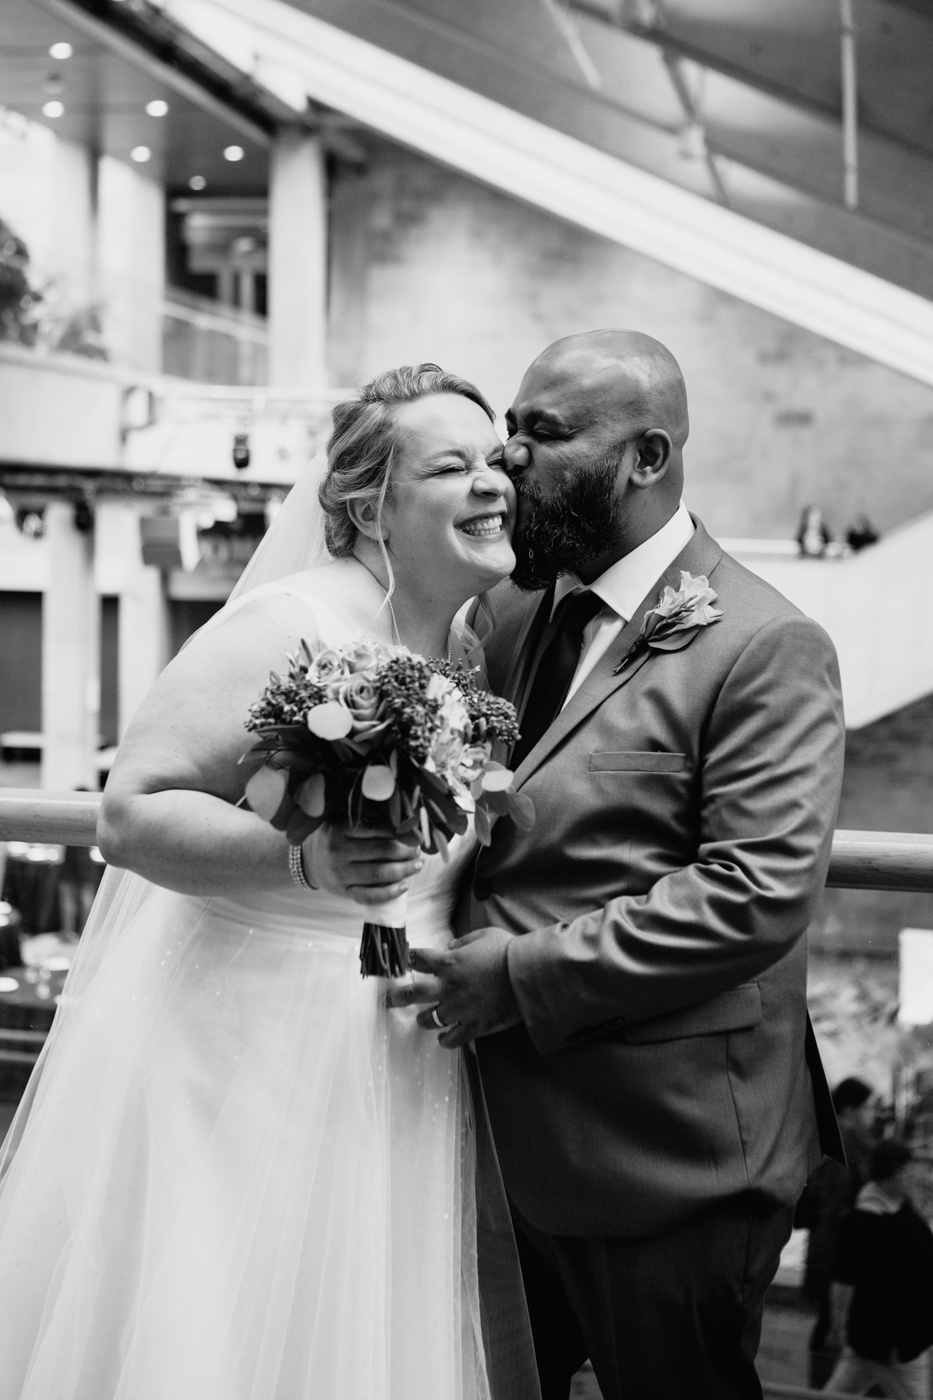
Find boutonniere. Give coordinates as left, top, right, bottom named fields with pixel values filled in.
left=613, top=571, right=723, bottom=674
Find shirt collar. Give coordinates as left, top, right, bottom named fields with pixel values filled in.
left=552, top=500, right=695, bottom=623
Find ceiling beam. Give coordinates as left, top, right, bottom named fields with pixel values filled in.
left=264, top=0, right=933, bottom=259
left=163, top=0, right=933, bottom=388
left=570, top=0, right=933, bottom=167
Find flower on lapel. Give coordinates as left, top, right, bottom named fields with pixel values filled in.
left=613, top=571, right=723, bottom=674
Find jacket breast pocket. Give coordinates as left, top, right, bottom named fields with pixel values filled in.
left=589, top=751, right=686, bottom=774
left=620, top=984, right=762, bottom=1044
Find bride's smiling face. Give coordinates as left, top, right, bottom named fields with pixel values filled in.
left=378, top=394, right=516, bottom=599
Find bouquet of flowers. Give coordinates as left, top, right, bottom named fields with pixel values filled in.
left=242, top=638, right=533, bottom=977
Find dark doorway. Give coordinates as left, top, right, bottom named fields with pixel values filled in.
left=99, top=596, right=119, bottom=749
left=0, top=592, right=42, bottom=735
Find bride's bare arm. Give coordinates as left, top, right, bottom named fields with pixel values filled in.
left=98, top=595, right=420, bottom=900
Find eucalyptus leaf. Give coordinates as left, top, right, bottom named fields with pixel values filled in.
left=473, top=803, right=492, bottom=846
left=505, top=791, right=535, bottom=831
left=244, top=766, right=288, bottom=823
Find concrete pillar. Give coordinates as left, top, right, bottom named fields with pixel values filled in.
left=50, top=137, right=97, bottom=311
left=0, top=125, right=96, bottom=322
left=41, top=501, right=99, bottom=791
left=96, top=155, right=165, bottom=371
left=268, top=129, right=327, bottom=388
left=94, top=501, right=170, bottom=739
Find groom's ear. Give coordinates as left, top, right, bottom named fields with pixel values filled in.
left=631, top=429, right=673, bottom=487
left=347, top=497, right=387, bottom=540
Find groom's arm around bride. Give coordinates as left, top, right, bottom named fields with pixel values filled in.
left=404, top=330, right=846, bottom=1400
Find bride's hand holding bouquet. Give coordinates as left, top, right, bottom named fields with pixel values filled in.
left=242, top=635, right=533, bottom=977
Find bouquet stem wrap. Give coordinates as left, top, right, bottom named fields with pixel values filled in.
left=359, top=890, right=409, bottom=978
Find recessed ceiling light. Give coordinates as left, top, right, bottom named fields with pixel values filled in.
left=145, top=99, right=169, bottom=117
left=42, top=100, right=64, bottom=119
left=223, top=145, right=244, bottom=162
left=130, top=145, right=151, bottom=163
left=49, top=42, right=73, bottom=60
left=188, top=175, right=207, bottom=191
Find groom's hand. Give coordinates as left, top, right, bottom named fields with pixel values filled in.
left=388, top=927, right=522, bottom=1048
left=306, top=823, right=422, bottom=906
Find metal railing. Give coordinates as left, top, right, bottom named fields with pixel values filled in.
left=1, top=790, right=932, bottom=891
left=0, top=790, right=102, bottom=845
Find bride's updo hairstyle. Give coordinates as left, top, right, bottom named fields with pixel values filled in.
left=320, top=363, right=495, bottom=559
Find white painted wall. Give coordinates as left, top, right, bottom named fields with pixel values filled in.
left=0, top=519, right=47, bottom=591
left=40, top=501, right=99, bottom=789
left=0, top=344, right=122, bottom=468
left=95, top=501, right=170, bottom=739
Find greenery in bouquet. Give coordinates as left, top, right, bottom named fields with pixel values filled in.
left=242, top=638, right=533, bottom=858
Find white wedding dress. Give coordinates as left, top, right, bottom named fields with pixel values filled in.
left=0, top=579, right=499, bottom=1400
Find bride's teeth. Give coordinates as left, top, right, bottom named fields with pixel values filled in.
left=460, top=515, right=502, bottom=537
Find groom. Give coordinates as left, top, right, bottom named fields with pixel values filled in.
left=395, top=330, right=846, bottom=1399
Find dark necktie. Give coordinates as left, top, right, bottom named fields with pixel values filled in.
left=511, top=589, right=605, bottom=767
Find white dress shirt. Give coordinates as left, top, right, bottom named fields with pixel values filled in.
left=551, top=500, right=696, bottom=706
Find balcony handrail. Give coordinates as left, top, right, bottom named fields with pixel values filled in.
left=0, top=790, right=932, bottom=891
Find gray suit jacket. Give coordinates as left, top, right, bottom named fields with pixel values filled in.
left=462, top=518, right=845, bottom=1237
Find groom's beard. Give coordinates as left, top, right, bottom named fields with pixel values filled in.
left=510, top=452, right=626, bottom=592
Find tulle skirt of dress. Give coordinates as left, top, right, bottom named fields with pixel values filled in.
left=0, top=870, right=490, bottom=1400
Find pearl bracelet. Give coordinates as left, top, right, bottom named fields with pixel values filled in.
left=288, top=842, right=316, bottom=891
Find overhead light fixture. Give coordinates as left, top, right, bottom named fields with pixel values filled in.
left=42, top=100, right=64, bottom=119
left=146, top=99, right=168, bottom=117
left=131, top=145, right=151, bottom=163
left=188, top=174, right=206, bottom=191
left=223, top=145, right=244, bottom=162
left=49, top=42, right=73, bottom=60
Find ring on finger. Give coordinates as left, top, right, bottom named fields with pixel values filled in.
left=431, top=1006, right=446, bottom=1030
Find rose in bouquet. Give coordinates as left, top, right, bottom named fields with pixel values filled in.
left=242, top=638, right=533, bottom=977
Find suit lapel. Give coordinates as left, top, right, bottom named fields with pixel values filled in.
left=511, top=519, right=723, bottom=790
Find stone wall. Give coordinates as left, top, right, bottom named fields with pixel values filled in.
left=328, top=137, right=933, bottom=540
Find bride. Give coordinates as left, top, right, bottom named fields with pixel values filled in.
left=0, top=365, right=538, bottom=1400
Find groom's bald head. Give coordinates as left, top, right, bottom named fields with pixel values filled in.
left=527, top=328, right=688, bottom=452
left=505, top=330, right=689, bottom=586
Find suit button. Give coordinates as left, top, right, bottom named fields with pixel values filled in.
left=474, top=876, right=493, bottom=901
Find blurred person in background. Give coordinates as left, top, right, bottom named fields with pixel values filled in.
left=797, top=504, right=833, bottom=558
left=803, top=1077, right=876, bottom=1387
left=845, top=515, right=880, bottom=553
left=825, top=1139, right=933, bottom=1399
